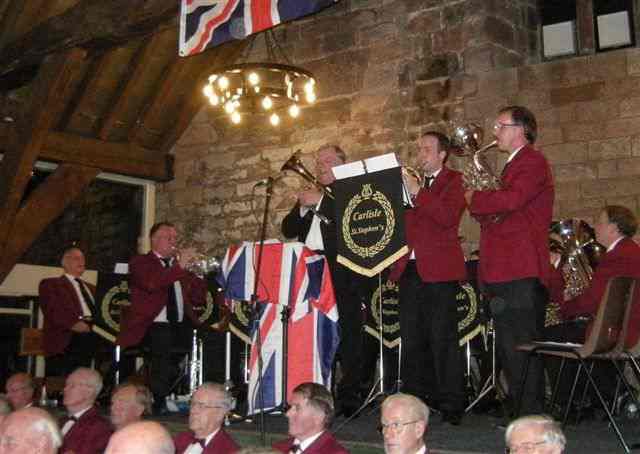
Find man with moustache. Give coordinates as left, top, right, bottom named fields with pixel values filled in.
left=39, top=246, right=99, bottom=376
left=389, top=131, right=467, bottom=425
left=281, top=145, right=366, bottom=416
left=173, top=382, right=238, bottom=453
left=272, top=382, right=348, bottom=454
left=465, top=106, right=554, bottom=415
left=59, top=368, right=112, bottom=454
left=117, top=221, right=205, bottom=415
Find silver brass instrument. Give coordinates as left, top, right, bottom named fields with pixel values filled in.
left=281, top=150, right=334, bottom=200
left=189, top=328, right=204, bottom=396
left=551, top=219, right=603, bottom=300
left=402, top=165, right=424, bottom=188
left=187, top=255, right=221, bottom=278
left=450, top=124, right=500, bottom=191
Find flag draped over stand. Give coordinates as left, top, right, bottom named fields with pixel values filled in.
left=218, top=241, right=339, bottom=414
left=179, top=0, right=338, bottom=56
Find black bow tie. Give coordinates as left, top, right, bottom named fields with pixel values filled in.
left=290, top=443, right=301, bottom=453
left=196, top=438, right=206, bottom=448
left=424, top=175, right=435, bottom=188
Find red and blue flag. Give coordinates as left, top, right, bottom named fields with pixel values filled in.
left=179, top=0, right=338, bottom=56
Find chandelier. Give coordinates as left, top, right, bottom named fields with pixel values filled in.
left=202, top=30, right=317, bottom=126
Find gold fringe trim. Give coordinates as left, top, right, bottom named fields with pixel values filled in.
left=337, top=246, right=409, bottom=277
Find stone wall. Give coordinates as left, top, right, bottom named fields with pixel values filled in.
left=158, top=0, right=640, bottom=257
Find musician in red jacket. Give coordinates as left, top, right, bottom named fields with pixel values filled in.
left=389, top=131, right=467, bottom=425
left=466, top=106, right=554, bottom=414
left=39, top=246, right=100, bottom=376
left=117, top=221, right=205, bottom=415
left=273, top=382, right=349, bottom=454
left=60, top=368, right=113, bottom=454
left=173, top=383, right=239, bottom=454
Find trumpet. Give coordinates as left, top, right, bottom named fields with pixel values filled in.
left=173, top=246, right=221, bottom=278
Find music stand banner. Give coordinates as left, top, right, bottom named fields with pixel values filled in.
left=334, top=166, right=408, bottom=276
left=94, top=273, right=130, bottom=343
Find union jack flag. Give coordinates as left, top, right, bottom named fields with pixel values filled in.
left=218, top=241, right=339, bottom=414
left=179, top=0, right=338, bottom=56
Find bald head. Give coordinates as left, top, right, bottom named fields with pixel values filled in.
left=0, top=407, right=61, bottom=454
left=105, top=421, right=174, bottom=454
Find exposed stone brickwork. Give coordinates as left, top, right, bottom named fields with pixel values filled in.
left=159, top=1, right=640, bottom=259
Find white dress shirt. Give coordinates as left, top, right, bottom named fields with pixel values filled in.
left=152, top=253, right=185, bottom=323
left=65, top=274, right=92, bottom=317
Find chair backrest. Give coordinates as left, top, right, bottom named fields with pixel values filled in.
left=624, top=278, right=640, bottom=353
left=581, top=276, right=635, bottom=355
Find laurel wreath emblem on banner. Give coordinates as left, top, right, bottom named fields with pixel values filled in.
left=197, top=291, right=215, bottom=324
left=369, top=280, right=400, bottom=334
left=342, top=184, right=396, bottom=258
left=101, top=281, right=131, bottom=332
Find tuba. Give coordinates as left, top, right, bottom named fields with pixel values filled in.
left=281, top=150, right=334, bottom=200
left=450, top=124, right=500, bottom=191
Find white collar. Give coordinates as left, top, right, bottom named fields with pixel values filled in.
left=71, top=406, right=92, bottom=419
left=295, top=430, right=325, bottom=451
left=607, top=236, right=625, bottom=252
left=506, top=144, right=526, bottom=164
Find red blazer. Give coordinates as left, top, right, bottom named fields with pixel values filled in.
left=174, top=429, right=239, bottom=453
left=561, top=237, right=640, bottom=346
left=470, top=144, right=554, bottom=288
left=272, top=431, right=350, bottom=454
left=60, top=406, right=113, bottom=454
left=117, top=252, right=206, bottom=348
left=389, top=166, right=467, bottom=282
left=39, top=276, right=96, bottom=356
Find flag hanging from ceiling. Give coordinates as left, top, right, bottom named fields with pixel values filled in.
left=179, top=0, right=339, bottom=57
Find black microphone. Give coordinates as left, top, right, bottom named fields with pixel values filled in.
left=253, top=175, right=282, bottom=188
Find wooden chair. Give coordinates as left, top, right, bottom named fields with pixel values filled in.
left=515, top=276, right=635, bottom=453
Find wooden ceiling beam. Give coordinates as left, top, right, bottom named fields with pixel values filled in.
left=0, top=164, right=99, bottom=282
left=0, top=48, right=87, bottom=283
left=0, top=0, right=178, bottom=77
left=42, top=131, right=173, bottom=181
left=97, top=32, right=166, bottom=141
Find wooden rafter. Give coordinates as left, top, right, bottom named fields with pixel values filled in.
left=0, top=48, right=87, bottom=282
left=0, top=163, right=100, bottom=281
left=41, top=131, right=173, bottom=181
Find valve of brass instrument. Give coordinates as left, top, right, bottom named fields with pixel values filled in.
left=402, top=166, right=423, bottom=198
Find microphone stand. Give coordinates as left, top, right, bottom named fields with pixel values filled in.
left=251, top=176, right=274, bottom=446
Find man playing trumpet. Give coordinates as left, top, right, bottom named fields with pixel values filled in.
left=117, top=221, right=207, bottom=415
left=389, top=131, right=467, bottom=425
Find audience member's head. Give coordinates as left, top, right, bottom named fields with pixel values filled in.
left=285, top=382, right=334, bottom=443
left=63, top=368, right=102, bottom=414
left=189, top=382, right=233, bottom=439
left=110, top=383, right=151, bottom=430
left=380, top=393, right=429, bottom=454
left=104, top=421, right=174, bottom=454
left=0, top=396, right=11, bottom=426
left=61, top=246, right=86, bottom=278
left=5, top=373, right=34, bottom=410
left=505, top=415, right=566, bottom=454
left=0, top=407, right=61, bottom=454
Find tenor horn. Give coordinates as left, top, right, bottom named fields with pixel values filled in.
left=450, top=123, right=500, bottom=191
left=280, top=150, right=334, bottom=199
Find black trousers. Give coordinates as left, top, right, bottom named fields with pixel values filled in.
left=46, top=332, right=99, bottom=377
left=486, top=278, right=546, bottom=414
left=330, top=263, right=367, bottom=406
left=398, top=262, right=465, bottom=412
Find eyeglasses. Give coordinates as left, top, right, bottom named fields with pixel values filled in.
left=190, top=401, right=227, bottom=411
left=493, top=122, right=521, bottom=131
left=377, top=420, right=420, bottom=434
left=505, top=440, right=548, bottom=453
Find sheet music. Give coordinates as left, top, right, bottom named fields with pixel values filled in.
left=332, top=152, right=399, bottom=180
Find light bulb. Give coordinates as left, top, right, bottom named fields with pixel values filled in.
left=305, top=91, right=316, bottom=103
left=203, top=84, right=214, bottom=98
left=262, top=96, right=273, bottom=110
left=209, top=94, right=219, bottom=106
left=224, top=100, right=235, bottom=114
left=288, top=104, right=300, bottom=118
left=270, top=113, right=280, bottom=126
left=208, top=74, right=218, bottom=83
left=218, top=76, right=229, bottom=90
left=248, top=72, right=260, bottom=85
left=231, top=111, right=241, bottom=124
left=304, top=81, right=314, bottom=94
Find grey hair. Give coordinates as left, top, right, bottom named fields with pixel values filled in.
left=198, top=382, right=233, bottom=410
left=31, top=410, right=63, bottom=449
left=74, top=367, right=103, bottom=397
left=0, top=396, right=10, bottom=415
left=113, top=383, right=153, bottom=416
left=381, top=393, right=430, bottom=426
left=505, top=415, right=566, bottom=449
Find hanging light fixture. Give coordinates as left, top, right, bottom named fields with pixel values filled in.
left=202, top=30, right=317, bottom=126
